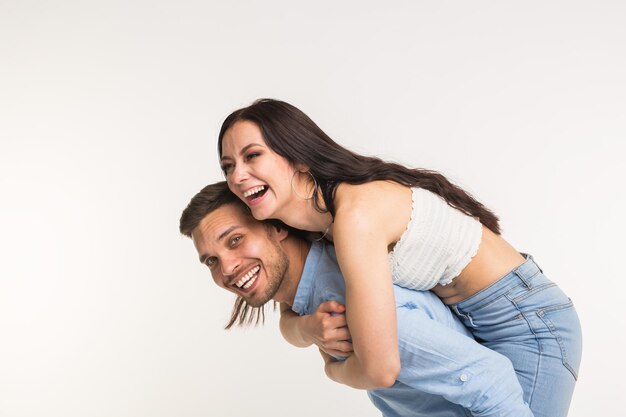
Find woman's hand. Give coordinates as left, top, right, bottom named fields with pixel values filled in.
left=279, top=301, right=353, bottom=357
left=304, top=300, right=353, bottom=358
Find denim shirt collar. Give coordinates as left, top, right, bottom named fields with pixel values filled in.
left=291, top=240, right=323, bottom=315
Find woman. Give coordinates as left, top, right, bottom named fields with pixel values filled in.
left=217, top=99, right=582, bottom=417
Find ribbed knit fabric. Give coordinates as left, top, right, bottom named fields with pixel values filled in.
left=388, top=187, right=483, bottom=290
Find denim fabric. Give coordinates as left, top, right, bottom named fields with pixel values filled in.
left=450, top=254, right=582, bottom=417
left=293, top=241, right=533, bottom=417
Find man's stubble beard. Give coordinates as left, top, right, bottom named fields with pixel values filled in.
left=246, top=239, right=290, bottom=308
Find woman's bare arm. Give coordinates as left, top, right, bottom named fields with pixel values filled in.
left=326, top=212, right=400, bottom=388
left=321, top=182, right=411, bottom=389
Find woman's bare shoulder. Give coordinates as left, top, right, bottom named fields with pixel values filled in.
left=335, top=181, right=408, bottom=204
left=333, top=181, right=412, bottom=243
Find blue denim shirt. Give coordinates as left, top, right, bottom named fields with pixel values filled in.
left=291, top=241, right=533, bottom=417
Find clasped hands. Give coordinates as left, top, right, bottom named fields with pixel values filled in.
left=300, top=300, right=353, bottom=359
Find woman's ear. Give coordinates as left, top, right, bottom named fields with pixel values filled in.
left=293, top=162, right=311, bottom=172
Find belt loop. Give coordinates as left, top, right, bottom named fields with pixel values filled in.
left=514, top=267, right=532, bottom=289
left=466, top=312, right=477, bottom=328
left=450, top=305, right=477, bottom=328
left=515, top=253, right=534, bottom=288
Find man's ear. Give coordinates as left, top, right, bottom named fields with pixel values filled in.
left=274, top=225, right=289, bottom=241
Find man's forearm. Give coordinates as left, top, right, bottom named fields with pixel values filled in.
left=279, top=304, right=312, bottom=348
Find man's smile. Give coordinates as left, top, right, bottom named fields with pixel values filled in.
left=233, top=265, right=261, bottom=292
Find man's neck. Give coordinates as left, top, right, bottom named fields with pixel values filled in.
left=272, top=236, right=311, bottom=306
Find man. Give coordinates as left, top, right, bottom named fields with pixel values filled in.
left=179, top=182, right=533, bottom=417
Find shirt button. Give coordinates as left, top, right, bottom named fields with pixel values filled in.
left=460, top=373, right=469, bottom=382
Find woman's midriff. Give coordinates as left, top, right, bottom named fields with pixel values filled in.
left=432, top=226, right=526, bottom=305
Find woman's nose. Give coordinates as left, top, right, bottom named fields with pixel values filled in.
left=231, top=163, right=250, bottom=184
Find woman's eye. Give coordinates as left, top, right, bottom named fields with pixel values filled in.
left=221, top=163, right=234, bottom=175
left=245, top=152, right=260, bottom=161
left=230, top=235, right=242, bottom=246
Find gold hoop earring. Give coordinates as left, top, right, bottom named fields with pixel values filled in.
left=291, top=170, right=317, bottom=200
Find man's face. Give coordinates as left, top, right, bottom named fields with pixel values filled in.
left=191, top=204, right=289, bottom=307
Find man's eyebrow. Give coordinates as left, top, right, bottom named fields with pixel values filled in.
left=198, top=224, right=242, bottom=264
left=220, top=143, right=263, bottom=160
left=217, top=225, right=240, bottom=242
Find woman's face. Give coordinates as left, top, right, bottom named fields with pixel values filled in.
left=220, top=120, right=296, bottom=221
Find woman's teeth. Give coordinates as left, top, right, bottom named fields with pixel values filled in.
left=235, top=266, right=261, bottom=289
left=243, top=186, right=266, bottom=198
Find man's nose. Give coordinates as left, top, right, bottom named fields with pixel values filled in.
left=220, top=254, right=241, bottom=278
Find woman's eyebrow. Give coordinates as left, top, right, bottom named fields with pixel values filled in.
left=220, top=143, right=263, bottom=161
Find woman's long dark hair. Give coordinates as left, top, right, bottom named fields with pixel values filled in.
left=218, top=99, right=500, bottom=234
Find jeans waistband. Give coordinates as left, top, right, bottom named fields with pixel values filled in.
left=453, top=253, right=543, bottom=311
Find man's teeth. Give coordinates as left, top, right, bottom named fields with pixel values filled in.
left=243, top=186, right=266, bottom=198
left=235, top=266, right=261, bottom=289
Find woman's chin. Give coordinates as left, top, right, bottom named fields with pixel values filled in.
left=250, top=207, right=271, bottom=221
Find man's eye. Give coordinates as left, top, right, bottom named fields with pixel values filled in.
left=230, top=235, right=242, bottom=246
left=206, top=258, right=217, bottom=267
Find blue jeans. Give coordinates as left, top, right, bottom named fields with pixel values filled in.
left=450, top=254, right=582, bottom=417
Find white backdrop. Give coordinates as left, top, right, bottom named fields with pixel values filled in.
left=1, top=1, right=624, bottom=416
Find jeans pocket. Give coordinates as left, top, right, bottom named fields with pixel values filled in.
left=536, top=299, right=583, bottom=380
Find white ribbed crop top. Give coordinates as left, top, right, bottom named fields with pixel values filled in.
left=387, top=187, right=483, bottom=290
